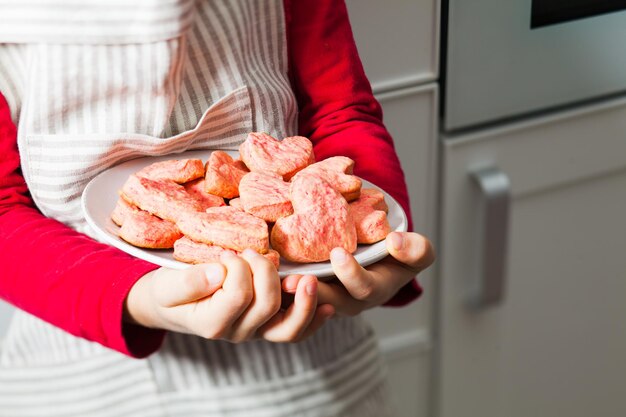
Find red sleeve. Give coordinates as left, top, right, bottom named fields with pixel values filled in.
left=286, top=0, right=422, bottom=306
left=0, top=94, right=164, bottom=357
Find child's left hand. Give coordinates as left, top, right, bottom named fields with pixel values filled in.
left=281, top=232, right=435, bottom=316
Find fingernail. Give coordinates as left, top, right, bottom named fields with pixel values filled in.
left=323, top=306, right=335, bottom=319
left=282, top=276, right=298, bottom=292
left=220, top=250, right=237, bottom=260
left=390, top=233, right=404, bottom=251
left=330, top=248, right=347, bottom=265
left=241, top=248, right=258, bottom=258
left=204, top=264, right=225, bottom=287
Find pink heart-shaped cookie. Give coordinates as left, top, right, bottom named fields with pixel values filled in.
left=204, top=151, right=249, bottom=199
left=184, top=178, right=226, bottom=210
left=239, top=132, right=314, bottom=180
left=136, top=159, right=204, bottom=183
left=349, top=188, right=390, bottom=244
left=120, top=210, right=183, bottom=249
left=239, top=171, right=293, bottom=222
left=271, top=174, right=357, bottom=263
left=228, top=197, right=244, bottom=210
left=173, top=236, right=280, bottom=269
left=176, top=206, right=269, bottom=253
left=356, top=188, right=389, bottom=212
left=111, top=197, right=140, bottom=226
left=292, top=156, right=362, bottom=201
left=121, top=175, right=203, bottom=223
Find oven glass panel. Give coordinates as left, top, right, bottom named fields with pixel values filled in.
left=531, top=0, right=626, bottom=28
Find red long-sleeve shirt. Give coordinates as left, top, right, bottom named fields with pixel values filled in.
left=0, top=0, right=421, bottom=358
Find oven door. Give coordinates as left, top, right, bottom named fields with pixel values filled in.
left=444, top=0, right=626, bottom=130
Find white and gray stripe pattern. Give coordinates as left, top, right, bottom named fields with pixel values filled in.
left=0, top=1, right=389, bottom=416
left=0, top=312, right=388, bottom=417
left=0, top=44, right=27, bottom=124
left=165, top=0, right=298, bottom=140
left=0, top=0, right=196, bottom=45
left=22, top=87, right=253, bottom=228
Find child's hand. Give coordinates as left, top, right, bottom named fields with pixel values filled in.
left=125, top=249, right=335, bottom=343
left=281, top=232, right=435, bottom=316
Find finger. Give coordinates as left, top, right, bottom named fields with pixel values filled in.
left=281, top=274, right=304, bottom=294
left=229, top=249, right=282, bottom=342
left=260, top=275, right=317, bottom=342
left=315, top=280, right=366, bottom=317
left=200, top=252, right=254, bottom=338
left=259, top=275, right=318, bottom=342
left=297, top=304, right=335, bottom=341
left=218, top=251, right=254, bottom=296
left=330, top=247, right=380, bottom=302
left=154, top=264, right=226, bottom=307
left=386, top=232, right=436, bottom=272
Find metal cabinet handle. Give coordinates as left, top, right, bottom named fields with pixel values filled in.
left=469, top=167, right=511, bottom=308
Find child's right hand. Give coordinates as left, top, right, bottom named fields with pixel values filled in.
left=125, top=249, right=335, bottom=343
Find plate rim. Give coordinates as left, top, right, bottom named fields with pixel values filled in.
left=81, top=150, right=408, bottom=278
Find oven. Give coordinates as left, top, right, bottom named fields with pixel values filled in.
left=443, top=0, right=626, bottom=130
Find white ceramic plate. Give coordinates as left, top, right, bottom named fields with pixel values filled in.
left=82, top=150, right=407, bottom=278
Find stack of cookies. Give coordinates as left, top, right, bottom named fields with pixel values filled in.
left=111, top=132, right=392, bottom=267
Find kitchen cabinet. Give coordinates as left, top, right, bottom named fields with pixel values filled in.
left=363, top=84, right=438, bottom=417
left=345, top=0, right=439, bottom=92
left=345, top=2, right=440, bottom=415
left=437, top=96, right=626, bottom=417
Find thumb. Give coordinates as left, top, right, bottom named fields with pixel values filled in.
left=386, top=232, right=435, bottom=272
left=155, top=263, right=226, bottom=307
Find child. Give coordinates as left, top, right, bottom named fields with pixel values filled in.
left=0, top=1, right=434, bottom=416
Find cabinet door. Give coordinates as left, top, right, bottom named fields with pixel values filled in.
left=364, top=84, right=438, bottom=417
left=345, top=0, right=439, bottom=92
left=438, top=98, right=626, bottom=417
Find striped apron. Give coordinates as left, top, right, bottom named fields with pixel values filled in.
left=0, top=1, right=392, bottom=416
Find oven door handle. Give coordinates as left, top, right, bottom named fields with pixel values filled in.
left=469, top=167, right=511, bottom=308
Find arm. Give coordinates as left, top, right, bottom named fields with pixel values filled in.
left=1, top=94, right=331, bottom=347
left=0, top=93, right=164, bottom=358
left=287, top=0, right=426, bottom=306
